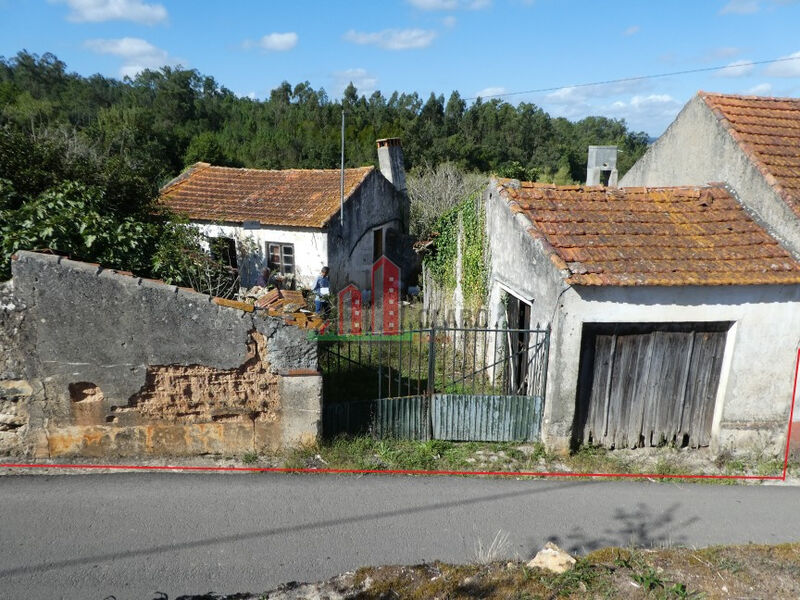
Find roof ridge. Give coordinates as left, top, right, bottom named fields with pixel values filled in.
left=701, top=92, right=800, bottom=218
left=203, top=164, right=374, bottom=174
left=699, top=90, right=800, bottom=102
left=159, top=162, right=212, bottom=194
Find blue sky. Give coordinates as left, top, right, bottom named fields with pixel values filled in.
left=2, top=0, right=800, bottom=135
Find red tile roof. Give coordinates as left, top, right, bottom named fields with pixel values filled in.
left=159, top=163, right=375, bottom=228
left=497, top=180, right=800, bottom=286
left=701, top=92, right=800, bottom=215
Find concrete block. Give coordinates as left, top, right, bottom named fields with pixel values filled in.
left=279, top=374, right=322, bottom=448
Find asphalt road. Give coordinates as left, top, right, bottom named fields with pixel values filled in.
left=0, top=473, right=798, bottom=599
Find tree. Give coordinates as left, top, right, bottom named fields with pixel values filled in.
left=406, top=162, right=487, bottom=240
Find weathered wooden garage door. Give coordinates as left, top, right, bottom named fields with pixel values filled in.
left=576, top=323, right=729, bottom=449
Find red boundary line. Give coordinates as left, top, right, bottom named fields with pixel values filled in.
left=3, top=350, right=798, bottom=481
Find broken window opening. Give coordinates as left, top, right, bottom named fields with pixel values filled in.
left=209, top=237, right=238, bottom=269
left=373, top=227, right=385, bottom=262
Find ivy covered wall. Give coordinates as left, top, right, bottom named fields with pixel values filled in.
left=423, top=192, right=489, bottom=318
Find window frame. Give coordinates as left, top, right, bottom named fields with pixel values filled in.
left=266, top=242, right=295, bottom=275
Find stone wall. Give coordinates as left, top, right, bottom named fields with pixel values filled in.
left=0, top=251, right=321, bottom=458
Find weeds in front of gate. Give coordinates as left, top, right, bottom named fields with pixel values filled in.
left=282, top=436, right=552, bottom=472
left=276, top=435, right=790, bottom=480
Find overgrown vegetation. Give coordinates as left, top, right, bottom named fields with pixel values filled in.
left=406, top=162, right=487, bottom=241
left=423, top=191, right=489, bottom=309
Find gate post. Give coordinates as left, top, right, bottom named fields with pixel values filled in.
left=425, top=325, right=437, bottom=440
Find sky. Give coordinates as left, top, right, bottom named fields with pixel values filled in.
left=2, top=0, right=800, bottom=136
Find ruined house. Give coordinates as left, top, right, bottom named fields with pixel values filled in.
left=485, top=179, right=800, bottom=455
left=620, top=92, right=800, bottom=258
left=159, top=138, right=412, bottom=292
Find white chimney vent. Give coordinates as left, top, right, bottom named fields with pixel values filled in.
left=586, top=145, right=618, bottom=187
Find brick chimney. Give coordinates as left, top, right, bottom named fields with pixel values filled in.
left=586, top=145, right=618, bottom=186
left=376, top=138, right=407, bottom=194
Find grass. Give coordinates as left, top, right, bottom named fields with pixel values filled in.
left=338, top=543, right=800, bottom=599
left=277, top=434, right=794, bottom=481
left=205, top=542, right=800, bottom=599
left=282, top=436, right=553, bottom=473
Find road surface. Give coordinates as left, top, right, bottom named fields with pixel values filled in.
left=0, top=472, right=798, bottom=599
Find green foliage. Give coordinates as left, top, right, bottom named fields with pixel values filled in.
left=184, top=131, right=241, bottom=167
left=424, top=193, right=488, bottom=309
left=0, top=180, right=158, bottom=278
left=241, top=451, right=258, bottom=464
left=0, top=50, right=650, bottom=182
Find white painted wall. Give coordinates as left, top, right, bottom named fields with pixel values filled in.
left=543, top=284, right=800, bottom=455
left=194, top=222, right=328, bottom=289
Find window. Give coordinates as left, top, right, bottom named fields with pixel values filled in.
left=267, top=242, right=294, bottom=274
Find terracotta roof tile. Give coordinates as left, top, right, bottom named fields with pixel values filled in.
left=497, top=180, right=800, bottom=286
left=701, top=92, right=800, bottom=216
left=159, top=163, right=375, bottom=228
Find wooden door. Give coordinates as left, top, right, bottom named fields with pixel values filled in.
left=577, top=324, right=727, bottom=449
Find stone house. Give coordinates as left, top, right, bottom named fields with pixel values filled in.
left=485, top=178, right=800, bottom=455
left=620, top=92, right=800, bottom=258
left=159, top=138, right=411, bottom=292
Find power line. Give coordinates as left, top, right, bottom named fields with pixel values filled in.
left=464, top=55, right=800, bottom=101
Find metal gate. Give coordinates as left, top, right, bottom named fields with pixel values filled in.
left=320, top=325, right=549, bottom=442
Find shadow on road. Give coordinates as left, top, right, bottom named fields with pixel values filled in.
left=543, top=502, right=700, bottom=555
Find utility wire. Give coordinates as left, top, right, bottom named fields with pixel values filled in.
left=464, top=55, right=800, bottom=101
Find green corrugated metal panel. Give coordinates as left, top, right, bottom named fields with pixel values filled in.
left=431, top=394, right=543, bottom=441
left=324, top=395, right=542, bottom=442
left=373, top=396, right=429, bottom=440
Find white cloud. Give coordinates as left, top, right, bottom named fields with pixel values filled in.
left=745, top=83, right=773, bottom=94
left=84, top=37, right=176, bottom=78
left=51, top=0, right=166, bottom=24
left=720, top=0, right=799, bottom=13
left=546, top=79, right=649, bottom=104
left=246, top=32, right=298, bottom=52
left=715, top=59, right=755, bottom=77
left=603, top=94, right=684, bottom=133
left=709, top=46, right=741, bottom=59
left=443, top=15, right=457, bottom=27
left=407, top=0, right=490, bottom=9
left=332, top=68, right=379, bottom=96
left=543, top=81, right=682, bottom=134
left=765, top=50, right=800, bottom=76
left=475, top=86, right=506, bottom=99
left=720, top=0, right=759, bottom=13
left=623, top=25, right=640, bottom=36
left=343, top=28, right=436, bottom=50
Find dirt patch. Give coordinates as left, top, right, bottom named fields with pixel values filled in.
left=163, top=543, right=800, bottom=599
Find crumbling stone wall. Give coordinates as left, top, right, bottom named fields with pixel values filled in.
left=0, top=251, right=321, bottom=458
left=0, top=280, right=37, bottom=454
